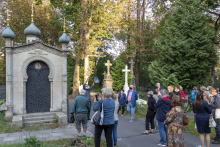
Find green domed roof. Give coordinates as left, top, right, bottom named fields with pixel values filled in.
left=24, top=22, right=41, bottom=36
left=1, top=26, right=16, bottom=39
left=59, top=32, right=70, bottom=44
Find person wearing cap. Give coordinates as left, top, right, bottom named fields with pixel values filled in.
left=154, top=89, right=171, bottom=146
left=143, top=91, right=156, bottom=134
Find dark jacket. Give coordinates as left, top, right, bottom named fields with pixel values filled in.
left=193, top=101, right=212, bottom=117
left=175, top=91, right=182, bottom=98
left=70, top=95, right=90, bottom=114
left=209, top=94, right=220, bottom=118
left=146, top=96, right=156, bottom=118
left=83, top=84, right=94, bottom=101
left=154, top=97, right=171, bottom=122
left=126, top=90, right=138, bottom=107
left=118, top=93, right=127, bottom=107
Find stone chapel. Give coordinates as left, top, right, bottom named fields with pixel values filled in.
left=1, top=7, right=69, bottom=126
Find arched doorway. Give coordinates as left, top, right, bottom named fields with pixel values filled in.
left=26, top=61, right=50, bottom=113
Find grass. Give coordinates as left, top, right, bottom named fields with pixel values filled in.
left=183, top=118, right=216, bottom=138
left=0, top=112, right=63, bottom=134
left=123, top=104, right=148, bottom=119
left=0, top=137, right=107, bottom=147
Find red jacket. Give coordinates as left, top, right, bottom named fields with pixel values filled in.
left=181, top=90, right=185, bottom=101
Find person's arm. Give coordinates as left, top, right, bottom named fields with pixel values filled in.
left=83, top=84, right=86, bottom=90
left=154, top=99, right=162, bottom=109
left=135, top=91, right=138, bottom=100
left=70, top=99, right=77, bottom=114
left=93, top=101, right=101, bottom=112
left=164, top=108, right=175, bottom=125
left=204, top=101, right=212, bottom=114
left=89, top=79, right=95, bottom=90
left=86, top=100, right=90, bottom=111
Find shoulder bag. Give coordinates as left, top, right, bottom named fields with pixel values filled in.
left=70, top=114, right=75, bottom=123
left=91, top=101, right=104, bottom=125
left=209, top=114, right=216, bottom=127
left=183, top=114, right=189, bottom=126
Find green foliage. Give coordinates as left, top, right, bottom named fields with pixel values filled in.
left=111, top=58, right=125, bottom=91
left=67, top=55, right=75, bottom=94
left=24, top=136, right=41, bottom=147
left=149, top=0, right=218, bottom=89
left=0, top=100, right=4, bottom=106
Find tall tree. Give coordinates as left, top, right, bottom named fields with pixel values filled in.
left=135, top=0, right=141, bottom=87
left=149, top=0, right=218, bottom=88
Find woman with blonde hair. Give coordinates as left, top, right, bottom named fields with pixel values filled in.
left=200, top=86, right=211, bottom=103
left=111, top=91, right=119, bottom=147
left=167, top=86, right=174, bottom=101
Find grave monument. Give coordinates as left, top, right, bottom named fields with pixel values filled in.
left=122, top=65, right=131, bottom=95
left=1, top=6, right=68, bottom=125
left=103, top=60, right=113, bottom=90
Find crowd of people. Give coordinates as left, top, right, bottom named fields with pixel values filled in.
left=70, top=79, right=220, bottom=147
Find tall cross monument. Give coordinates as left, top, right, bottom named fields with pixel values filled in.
left=103, top=60, right=113, bottom=90
left=122, top=65, right=131, bottom=95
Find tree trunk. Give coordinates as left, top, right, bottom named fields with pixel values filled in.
left=72, top=28, right=83, bottom=99
left=142, top=0, right=145, bottom=31
left=127, top=0, right=131, bottom=53
left=135, top=0, right=141, bottom=88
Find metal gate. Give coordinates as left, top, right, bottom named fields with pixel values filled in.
left=26, top=61, right=50, bottom=113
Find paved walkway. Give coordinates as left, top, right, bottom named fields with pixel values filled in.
left=0, top=100, right=218, bottom=146
left=0, top=124, right=93, bottom=145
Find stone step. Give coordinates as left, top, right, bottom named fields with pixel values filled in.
left=23, top=115, right=56, bottom=122
left=22, top=112, right=56, bottom=118
left=23, top=119, right=57, bottom=126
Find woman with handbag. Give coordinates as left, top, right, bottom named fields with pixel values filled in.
left=93, top=88, right=115, bottom=147
left=193, top=92, right=212, bottom=147
left=164, top=95, right=185, bottom=147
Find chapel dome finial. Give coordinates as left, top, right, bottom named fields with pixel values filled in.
left=1, top=9, right=16, bottom=39
left=59, top=17, right=70, bottom=44
left=24, top=3, right=41, bottom=37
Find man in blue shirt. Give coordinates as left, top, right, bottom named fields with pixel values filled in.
left=126, top=85, right=138, bottom=122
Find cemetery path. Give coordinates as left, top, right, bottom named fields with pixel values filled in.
left=68, top=99, right=219, bottom=147
left=0, top=124, right=93, bottom=145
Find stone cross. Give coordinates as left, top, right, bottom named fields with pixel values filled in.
left=122, top=65, right=131, bottom=95
left=105, top=60, right=112, bottom=75
left=129, top=59, right=135, bottom=76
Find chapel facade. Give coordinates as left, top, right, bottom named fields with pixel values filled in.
left=1, top=9, right=70, bottom=121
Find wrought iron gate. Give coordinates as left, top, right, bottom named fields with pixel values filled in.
left=26, top=61, right=50, bottom=113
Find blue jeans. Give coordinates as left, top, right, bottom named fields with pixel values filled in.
left=127, top=102, right=135, bottom=120
left=157, top=120, right=168, bottom=145
left=112, top=120, right=118, bottom=146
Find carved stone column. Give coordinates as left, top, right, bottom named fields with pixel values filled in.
left=5, top=38, right=13, bottom=121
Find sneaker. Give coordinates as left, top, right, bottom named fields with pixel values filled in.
left=77, top=134, right=82, bottom=137
left=161, top=144, right=166, bottom=147
left=121, top=114, right=123, bottom=116
left=83, top=135, right=86, bottom=137
left=157, top=143, right=162, bottom=146
left=211, top=140, right=220, bottom=144
left=129, top=120, right=133, bottom=122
